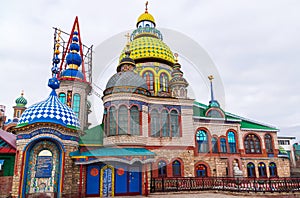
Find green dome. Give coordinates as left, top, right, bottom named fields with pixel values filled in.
left=119, top=36, right=175, bottom=65
left=15, top=92, right=27, bottom=107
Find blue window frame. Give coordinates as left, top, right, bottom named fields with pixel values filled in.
left=269, top=162, right=277, bottom=177
left=258, top=162, right=267, bottom=177
left=72, top=94, right=80, bottom=118
left=228, top=132, right=237, bottom=153
left=220, top=138, right=227, bottom=153
left=196, top=130, right=208, bottom=153
left=196, top=164, right=207, bottom=177
left=247, top=162, right=256, bottom=177
left=172, top=160, right=181, bottom=177
left=58, top=93, right=66, bottom=104
left=212, top=137, right=218, bottom=153
left=158, top=160, right=167, bottom=177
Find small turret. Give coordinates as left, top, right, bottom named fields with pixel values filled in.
left=169, top=53, right=189, bottom=98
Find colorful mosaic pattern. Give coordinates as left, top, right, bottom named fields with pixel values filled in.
left=119, top=36, right=175, bottom=65
left=25, top=141, right=60, bottom=194
left=17, top=91, right=80, bottom=129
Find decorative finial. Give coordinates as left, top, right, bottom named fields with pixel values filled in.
left=208, top=75, right=220, bottom=107
left=145, top=1, right=148, bottom=13
left=21, top=90, right=24, bottom=96
left=174, top=53, right=178, bottom=63
left=124, top=33, right=131, bottom=57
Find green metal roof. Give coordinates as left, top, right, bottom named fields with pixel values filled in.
left=193, top=101, right=278, bottom=131
left=79, top=124, right=103, bottom=146
left=70, top=147, right=155, bottom=157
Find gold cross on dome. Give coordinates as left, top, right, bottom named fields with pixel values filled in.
left=208, top=75, right=214, bottom=81
left=145, top=1, right=148, bottom=12
left=125, top=33, right=130, bottom=43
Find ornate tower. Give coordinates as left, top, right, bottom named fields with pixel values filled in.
left=13, top=91, right=27, bottom=118
left=169, top=54, right=189, bottom=98
left=57, top=17, right=92, bottom=130
left=12, top=37, right=81, bottom=197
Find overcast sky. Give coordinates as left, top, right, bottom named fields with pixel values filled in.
left=0, top=0, right=299, bottom=137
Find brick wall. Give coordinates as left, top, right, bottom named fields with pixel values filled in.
left=0, top=176, right=13, bottom=197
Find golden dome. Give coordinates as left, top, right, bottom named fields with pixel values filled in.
left=137, top=12, right=155, bottom=26
left=119, top=36, right=175, bottom=65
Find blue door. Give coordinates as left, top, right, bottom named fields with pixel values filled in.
left=86, top=165, right=100, bottom=195
left=129, top=166, right=141, bottom=193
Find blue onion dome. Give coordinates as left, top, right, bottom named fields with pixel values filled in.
left=60, top=69, right=84, bottom=80
left=60, top=31, right=84, bottom=80
left=17, top=90, right=80, bottom=129
left=15, top=92, right=27, bottom=107
left=104, top=71, right=150, bottom=96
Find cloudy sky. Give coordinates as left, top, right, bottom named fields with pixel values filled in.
left=0, top=0, right=299, bottom=137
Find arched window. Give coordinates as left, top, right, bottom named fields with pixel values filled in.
left=228, top=132, right=237, bottom=153
left=118, top=106, right=128, bottom=135
left=172, top=160, right=181, bottom=177
left=196, top=164, right=207, bottom=177
left=196, top=130, right=208, bottom=153
left=158, top=160, right=167, bottom=177
left=220, top=138, right=227, bottom=153
left=171, top=110, right=179, bottom=137
left=72, top=94, right=80, bottom=118
left=244, top=134, right=261, bottom=154
left=58, top=93, right=66, bottom=104
left=161, top=109, right=170, bottom=137
left=150, top=109, right=160, bottom=137
left=109, top=107, right=117, bottom=136
left=212, top=137, right=218, bottom=153
left=160, top=73, right=169, bottom=92
left=265, top=134, right=273, bottom=153
left=247, top=163, right=256, bottom=177
left=143, top=71, right=154, bottom=91
left=269, top=162, right=277, bottom=177
left=130, top=106, right=140, bottom=135
left=258, top=162, right=267, bottom=177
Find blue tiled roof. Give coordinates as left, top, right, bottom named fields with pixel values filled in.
left=17, top=90, right=80, bottom=129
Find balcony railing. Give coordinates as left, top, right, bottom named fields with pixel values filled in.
left=150, top=177, right=300, bottom=193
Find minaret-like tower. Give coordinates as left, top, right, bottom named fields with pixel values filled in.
left=13, top=91, right=27, bottom=118
left=208, top=75, right=220, bottom=107
left=169, top=53, right=189, bottom=98
left=57, top=17, right=92, bottom=130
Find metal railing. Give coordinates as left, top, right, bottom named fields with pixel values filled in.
left=150, top=177, right=300, bottom=193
